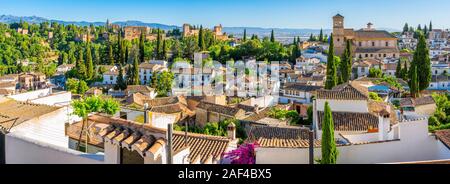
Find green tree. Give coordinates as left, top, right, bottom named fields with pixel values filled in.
left=198, top=25, right=206, bottom=51
left=340, top=39, right=352, bottom=82
left=270, top=29, right=275, bottom=42
left=117, top=30, right=123, bottom=65
left=77, top=80, right=89, bottom=95
left=410, top=32, right=431, bottom=91
left=395, top=60, right=402, bottom=78
left=66, top=78, right=80, bottom=94
left=108, top=43, right=115, bottom=65
left=319, top=28, right=324, bottom=42
left=429, top=21, right=433, bottom=31
left=76, top=49, right=87, bottom=79
left=325, top=34, right=337, bottom=89
left=409, top=65, right=419, bottom=98
left=403, top=23, right=409, bottom=34
left=153, top=71, right=174, bottom=97
left=321, top=102, right=338, bottom=164
left=139, top=31, right=145, bottom=63
left=401, top=60, right=409, bottom=80
left=85, top=44, right=94, bottom=79
left=133, top=53, right=140, bottom=85
left=114, top=64, right=127, bottom=90
left=368, top=68, right=383, bottom=78
left=162, top=39, right=167, bottom=60
left=155, top=28, right=161, bottom=59
left=243, top=29, right=247, bottom=42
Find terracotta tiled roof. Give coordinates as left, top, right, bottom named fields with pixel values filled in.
left=69, top=114, right=231, bottom=164
left=284, top=83, right=323, bottom=92
left=317, top=111, right=379, bottom=132
left=0, top=99, right=61, bottom=130
left=400, top=96, right=435, bottom=107
left=354, top=30, right=397, bottom=39
left=316, top=82, right=369, bottom=100
left=243, top=104, right=291, bottom=122
left=247, top=126, right=320, bottom=148
left=197, top=101, right=245, bottom=116
left=125, top=85, right=155, bottom=95
left=142, top=96, right=194, bottom=117
left=435, top=129, right=450, bottom=149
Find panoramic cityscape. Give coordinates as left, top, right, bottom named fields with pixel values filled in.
left=1, top=0, right=450, bottom=167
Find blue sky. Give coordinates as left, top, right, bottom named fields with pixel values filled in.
left=0, top=0, right=449, bottom=29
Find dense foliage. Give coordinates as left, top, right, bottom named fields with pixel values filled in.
left=428, top=93, right=450, bottom=131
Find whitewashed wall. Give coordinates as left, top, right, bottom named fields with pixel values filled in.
left=6, top=134, right=103, bottom=164
left=30, top=92, right=72, bottom=106
left=316, top=99, right=368, bottom=113
left=257, top=120, right=450, bottom=164
left=9, top=88, right=52, bottom=101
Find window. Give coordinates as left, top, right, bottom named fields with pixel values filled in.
left=386, top=42, right=389, bottom=47
left=370, top=54, right=373, bottom=57
left=359, top=42, right=362, bottom=47
left=365, top=54, right=369, bottom=57
left=393, top=54, right=396, bottom=57
left=372, top=42, right=375, bottom=47
left=435, top=70, right=438, bottom=75
left=384, top=54, right=387, bottom=57
left=110, top=76, right=113, bottom=80
left=337, top=38, right=340, bottom=42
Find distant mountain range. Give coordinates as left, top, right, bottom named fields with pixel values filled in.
left=0, top=14, right=399, bottom=40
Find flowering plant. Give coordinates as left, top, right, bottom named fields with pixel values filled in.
left=223, top=142, right=259, bottom=164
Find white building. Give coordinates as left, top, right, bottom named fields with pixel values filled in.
left=138, top=62, right=168, bottom=85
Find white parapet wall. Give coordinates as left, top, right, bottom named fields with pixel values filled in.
left=256, top=119, right=450, bottom=164
left=6, top=134, right=104, bottom=164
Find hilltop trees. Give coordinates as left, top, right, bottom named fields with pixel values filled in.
left=409, top=32, right=431, bottom=92
left=75, top=49, right=87, bottom=79
left=325, top=34, right=337, bottom=89
left=321, top=102, right=338, bottom=164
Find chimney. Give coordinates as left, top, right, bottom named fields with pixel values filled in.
left=227, top=122, right=236, bottom=140
left=144, top=103, right=150, bottom=125
left=166, top=123, right=173, bottom=164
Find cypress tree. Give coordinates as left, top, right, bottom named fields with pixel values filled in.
left=319, top=28, right=324, bottom=42
left=139, top=32, right=145, bottom=63
left=76, top=49, right=87, bottom=79
left=115, top=64, right=127, bottom=90
left=409, top=65, right=419, bottom=98
left=108, top=43, right=115, bottom=65
left=243, top=29, right=247, bottom=42
left=403, top=23, right=409, bottom=34
left=321, top=102, right=338, bottom=164
left=162, top=39, right=167, bottom=60
left=124, top=46, right=129, bottom=64
left=424, top=25, right=428, bottom=36
left=270, top=29, right=275, bottom=42
left=199, top=25, right=205, bottom=50
left=340, top=39, right=352, bottom=82
left=325, top=34, right=337, bottom=89
left=395, top=60, right=402, bottom=78
left=417, top=24, right=422, bottom=31
left=429, top=21, right=433, bottom=31
left=117, top=30, right=123, bottom=65
left=402, top=60, right=408, bottom=80
left=410, top=32, right=431, bottom=91
left=133, top=53, right=140, bottom=85
left=86, top=44, right=94, bottom=79
left=156, top=28, right=161, bottom=59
